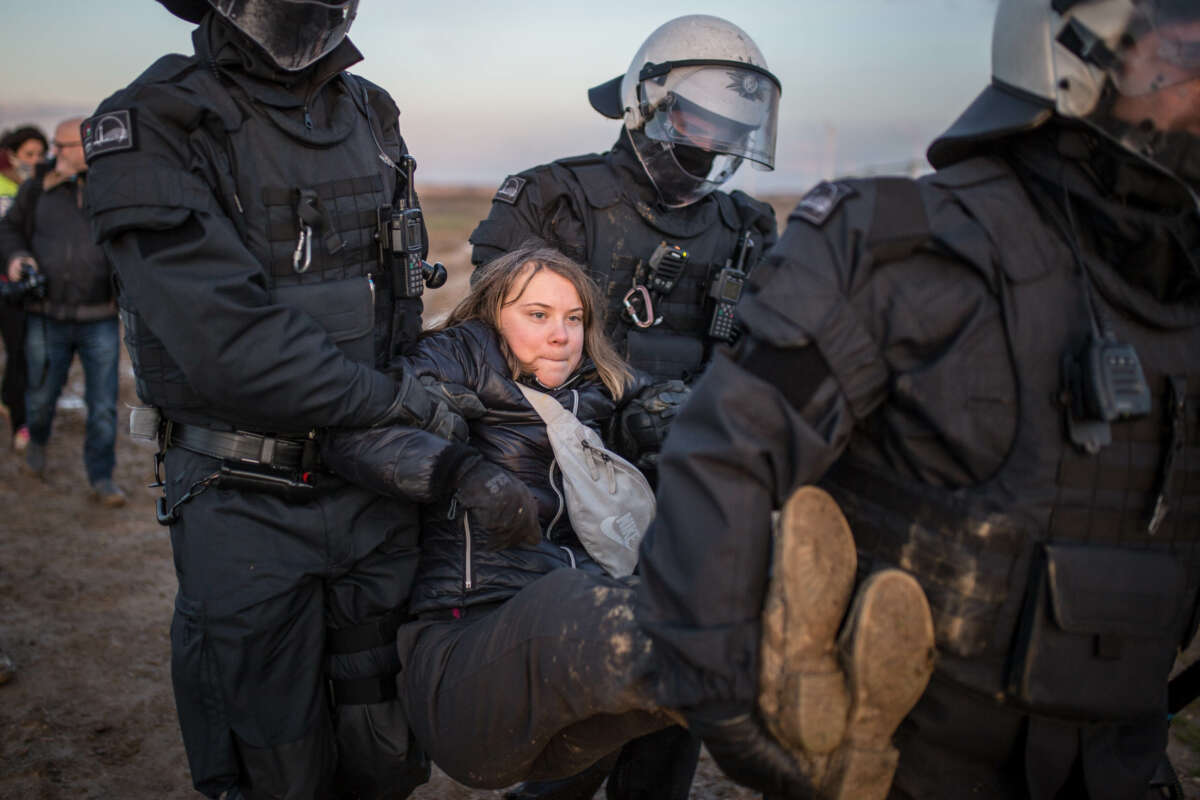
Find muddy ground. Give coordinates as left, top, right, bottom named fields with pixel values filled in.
left=1, top=187, right=1197, bottom=798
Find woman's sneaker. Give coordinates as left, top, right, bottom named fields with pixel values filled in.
left=758, top=486, right=857, bottom=756
left=12, top=426, right=29, bottom=453
left=822, top=569, right=935, bottom=800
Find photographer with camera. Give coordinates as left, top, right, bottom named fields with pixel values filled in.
left=0, top=125, right=47, bottom=455
left=0, top=117, right=124, bottom=507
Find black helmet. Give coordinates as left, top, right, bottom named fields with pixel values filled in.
left=157, top=0, right=359, bottom=71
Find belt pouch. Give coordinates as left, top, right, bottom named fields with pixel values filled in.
left=270, top=276, right=374, bottom=365
left=1006, top=543, right=1186, bottom=720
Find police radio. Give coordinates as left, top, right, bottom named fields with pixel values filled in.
left=707, top=232, right=754, bottom=341
left=1063, top=333, right=1152, bottom=454
left=381, top=155, right=446, bottom=298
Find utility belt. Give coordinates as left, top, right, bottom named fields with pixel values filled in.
left=825, top=462, right=1193, bottom=723
left=130, top=406, right=325, bottom=525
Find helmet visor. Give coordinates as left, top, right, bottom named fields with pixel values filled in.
left=640, top=64, right=779, bottom=170
left=1062, top=0, right=1200, bottom=184
left=212, top=0, right=358, bottom=71
left=1108, top=1, right=1200, bottom=96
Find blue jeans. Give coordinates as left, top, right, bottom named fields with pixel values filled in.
left=24, top=315, right=119, bottom=484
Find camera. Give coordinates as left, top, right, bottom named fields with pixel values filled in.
left=0, top=264, right=48, bottom=305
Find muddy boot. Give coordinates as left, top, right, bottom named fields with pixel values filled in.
left=822, top=569, right=935, bottom=800
left=758, top=486, right=857, bottom=757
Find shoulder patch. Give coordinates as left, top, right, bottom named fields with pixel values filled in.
left=494, top=175, right=528, bottom=205
left=82, top=110, right=137, bottom=163
left=789, top=181, right=856, bottom=226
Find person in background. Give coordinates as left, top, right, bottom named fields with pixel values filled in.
left=468, top=17, right=781, bottom=798
left=0, top=118, right=125, bottom=508
left=0, top=125, right=47, bottom=454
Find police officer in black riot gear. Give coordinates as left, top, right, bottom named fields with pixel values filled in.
left=469, top=16, right=783, bottom=800
left=470, top=15, right=781, bottom=483
left=633, top=0, right=1200, bottom=798
left=83, top=1, right=476, bottom=797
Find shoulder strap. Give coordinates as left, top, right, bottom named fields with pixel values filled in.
left=866, top=177, right=930, bottom=264
left=518, top=384, right=570, bottom=424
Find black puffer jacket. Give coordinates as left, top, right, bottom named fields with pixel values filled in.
left=330, top=318, right=643, bottom=614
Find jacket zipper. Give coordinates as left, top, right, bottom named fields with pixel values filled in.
left=463, top=512, right=473, bottom=591
left=449, top=497, right=472, bottom=592
left=546, top=459, right=565, bottom=542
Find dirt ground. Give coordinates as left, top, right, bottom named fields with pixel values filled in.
left=1, top=186, right=1197, bottom=799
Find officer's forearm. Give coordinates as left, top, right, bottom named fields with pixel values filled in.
left=108, top=226, right=397, bottom=430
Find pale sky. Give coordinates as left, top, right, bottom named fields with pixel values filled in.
left=0, top=1, right=999, bottom=193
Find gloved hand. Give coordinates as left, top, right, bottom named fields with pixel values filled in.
left=686, top=704, right=820, bottom=799
left=453, top=455, right=541, bottom=550
left=612, top=379, right=690, bottom=470
left=420, top=375, right=487, bottom=421
left=377, top=370, right=470, bottom=443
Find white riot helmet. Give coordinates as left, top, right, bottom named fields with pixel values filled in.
left=588, top=15, right=781, bottom=207
left=929, top=0, right=1200, bottom=187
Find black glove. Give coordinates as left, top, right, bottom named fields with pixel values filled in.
left=687, top=705, right=819, bottom=799
left=420, top=375, right=487, bottom=421
left=612, top=380, right=690, bottom=469
left=377, top=370, right=469, bottom=442
left=453, top=456, right=541, bottom=550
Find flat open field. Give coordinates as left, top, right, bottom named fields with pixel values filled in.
left=1, top=186, right=1197, bottom=799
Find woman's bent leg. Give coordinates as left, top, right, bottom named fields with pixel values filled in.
left=398, top=568, right=672, bottom=789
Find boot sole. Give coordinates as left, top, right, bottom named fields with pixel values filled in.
left=823, top=569, right=935, bottom=800
left=759, top=486, right=857, bottom=755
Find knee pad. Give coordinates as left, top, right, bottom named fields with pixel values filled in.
left=326, top=608, right=404, bottom=706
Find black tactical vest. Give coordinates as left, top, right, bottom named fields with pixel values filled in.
left=823, top=159, right=1200, bottom=722
left=113, top=62, right=416, bottom=427
left=558, top=156, right=761, bottom=382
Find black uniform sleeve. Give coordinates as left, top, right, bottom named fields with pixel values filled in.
left=86, top=85, right=400, bottom=431
left=636, top=175, right=1016, bottom=708
left=468, top=166, right=588, bottom=269
left=322, top=326, right=487, bottom=502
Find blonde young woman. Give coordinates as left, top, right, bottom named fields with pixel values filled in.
left=321, top=243, right=685, bottom=788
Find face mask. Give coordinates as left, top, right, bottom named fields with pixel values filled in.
left=13, top=160, right=34, bottom=181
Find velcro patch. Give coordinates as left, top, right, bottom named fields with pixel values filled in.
left=82, top=110, right=136, bottom=163
left=494, top=175, right=527, bottom=205
left=790, top=181, right=856, bottom=226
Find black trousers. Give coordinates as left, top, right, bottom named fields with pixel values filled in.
left=165, top=448, right=427, bottom=800
left=397, top=568, right=675, bottom=789
left=890, top=675, right=1168, bottom=800
left=0, top=305, right=26, bottom=432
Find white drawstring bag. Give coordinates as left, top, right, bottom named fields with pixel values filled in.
left=519, top=384, right=656, bottom=578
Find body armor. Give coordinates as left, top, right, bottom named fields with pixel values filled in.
left=822, top=156, right=1200, bottom=723
left=105, top=57, right=415, bottom=429
left=549, top=154, right=769, bottom=382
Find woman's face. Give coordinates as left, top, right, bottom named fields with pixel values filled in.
left=11, top=138, right=45, bottom=169
left=498, top=266, right=585, bottom=388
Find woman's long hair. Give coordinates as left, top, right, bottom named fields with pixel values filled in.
left=439, top=242, right=632, bottom=397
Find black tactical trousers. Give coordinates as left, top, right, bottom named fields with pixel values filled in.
left=397, top=568, right=675, bottom=789
left=164, top=448, right=427, bottom=800
left=890, top=675, right=1169, bottom=800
